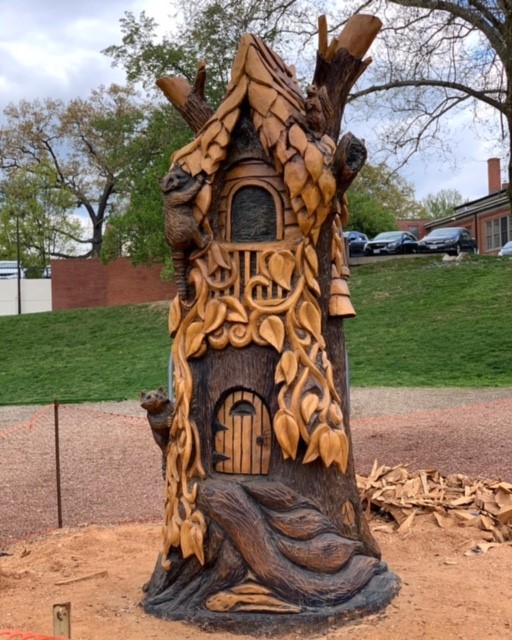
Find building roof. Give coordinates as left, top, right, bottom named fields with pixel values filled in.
left=424, top=188, right=509, bottom=229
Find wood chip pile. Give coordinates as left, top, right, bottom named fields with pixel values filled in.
left=357, top=461, right=512, bottom=553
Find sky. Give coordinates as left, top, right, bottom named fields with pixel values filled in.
left=0, top=0, right=505, bottom=204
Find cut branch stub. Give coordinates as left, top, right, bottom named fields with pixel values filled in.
left=313, top=15, right=382, bottom=141
left=157, top=75, right=214, bottom=134
left=332, top=15, right=382, bottom=60
left=333, top=133, right=367, bottom=196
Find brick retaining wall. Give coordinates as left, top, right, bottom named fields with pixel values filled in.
left=51, top=258, right=176, bottom=310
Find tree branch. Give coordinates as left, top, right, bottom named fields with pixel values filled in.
left=350, top=78, right=506, bottom=113
left=313, top=14, right=382, bottom=140
left=386, top=0, right=507, bottom=62
left=156, top=69, right=214, bottom=133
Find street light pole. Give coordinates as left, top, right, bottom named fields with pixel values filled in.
left=16, top=214, right=21, bottom=315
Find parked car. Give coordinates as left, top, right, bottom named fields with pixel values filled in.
left=363, top=231, right=418, bottom=256
left=343, top=230, right=369, bottom=256
left=498, top=241, right=512, bottom=256
left=418, top=227, right=477, bottom=256
left=0, top=260, right=25, bottom=279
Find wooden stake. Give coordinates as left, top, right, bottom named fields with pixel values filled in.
left=53, top=602, right=71, bottom=638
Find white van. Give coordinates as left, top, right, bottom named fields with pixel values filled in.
left=0, top=261, right=25, bottom=278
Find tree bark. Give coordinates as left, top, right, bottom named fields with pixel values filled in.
left=156, top=76, right=214, bottom=134
left=145, top=14, right=400, bottom=628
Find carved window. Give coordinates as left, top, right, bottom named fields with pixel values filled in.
left=229, top=185, right=280, bottom=242
left=213, top=389, right=271, bottom=475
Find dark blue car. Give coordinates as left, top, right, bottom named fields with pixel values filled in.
left=364, top=231, right=418, bottom=256
left=418, top=227, right=477, bottom=256
left=343, top=230, right=369, bottom=256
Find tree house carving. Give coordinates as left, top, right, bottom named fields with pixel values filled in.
left=144, top=13, right=399, bottom=630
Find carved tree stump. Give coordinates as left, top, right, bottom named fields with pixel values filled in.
left=143, top=14, right=399, bottom=629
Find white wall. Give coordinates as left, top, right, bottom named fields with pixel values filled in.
left=0, top=279, right=52, bottom=316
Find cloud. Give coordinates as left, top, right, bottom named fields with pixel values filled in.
left=0, top=1, right=504, bottom=206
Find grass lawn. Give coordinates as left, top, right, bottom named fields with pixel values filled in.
left=0, top=255, right=511, bottom=405
left=0, top=302, right=170, bottom=405
left=344, top=255, right=512, bottom=387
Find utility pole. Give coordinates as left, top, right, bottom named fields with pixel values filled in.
left=16, top=214, right=22, bottom=315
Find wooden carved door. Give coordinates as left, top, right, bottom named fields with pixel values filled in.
left=214, top=389, right=271, bottom=475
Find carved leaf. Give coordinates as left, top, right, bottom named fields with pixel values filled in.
left=206, top=141, right=225, bottom=166
left=299, top=301, right=322, bottom=340
left=248, top=82, right=277, bottom=117
left=288, top=123, right=308, bottom=154
left=223, top=296, right=249, bottom=323
left=275, top=350, right=298, bottom=386
left=325, top=360, right=338, bottom=399
left=303, top=423, right=330, bottom=464
left=246, top=44, right=274, bottom=86
left=169, top=295, right=181, bottom=335
left=185, top=321, right=205, bottom=358
left=297, top=210, right=314, bottom=236
left=168, top=515, right=181, bottom=546
left=194, top=184, right=212, bottom=217
left=215, top=124, right=231, bottom=149
left=304, top=144, right=324, bottom=182
left=304, top=264, right=321, bottom=296
left=210, top=242, right=231, bottom=269
left=334, top=430, right=350, bottom=473
left=200, top=119, right=223, bottom=155
left=223, top=108, right=240, bottom=133
left=180, top=519, right=205, bottom=564
left=301, top=182, right=322, bottom=214
left=275, top=134, right=295, bottom=166
left=274, top=410, right=300, bottom=460
left=262, top=115, right=284, bottom=148
left=268, top=251, right=295, bottom=290
left=181, top=149, right=203, bottom=177
left=216, top=77, right=247, bottom=121
left=203, top=299, right=227, bottom=334
left=301, top=393, right=319, bottom=425
left=318, top=171, right=337, bottom=205
left=259, top=316, right=285, bottom=352
left=305, top=243, right=319, bottom=274
left=271, top=95, right=292, bottom=123
left=319, top=429, right=342, bottom=468
left=230, top=35, right=251, bottom=86
left=284, top=160, right=309, bottom=198
left=328, top=402, right=344, bottom=427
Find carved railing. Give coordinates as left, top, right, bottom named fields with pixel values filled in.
left=204, top=241, right=298, bottom=304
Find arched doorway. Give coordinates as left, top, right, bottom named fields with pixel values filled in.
left=213, top=389, right=271, bottom=475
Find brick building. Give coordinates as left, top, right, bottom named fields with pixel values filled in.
left=423, top=158, right=511, bottom=255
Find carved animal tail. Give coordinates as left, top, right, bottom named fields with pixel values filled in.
left=172, top=248, right=188, bottom=299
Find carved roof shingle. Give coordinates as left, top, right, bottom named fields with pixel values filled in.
left=172, top=34, right=338, bottom=245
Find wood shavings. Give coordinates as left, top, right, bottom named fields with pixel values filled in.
left=358, top=461, right=512, bottom=551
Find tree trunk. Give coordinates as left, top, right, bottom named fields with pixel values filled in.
left=143, top=13, right=399, bottom=630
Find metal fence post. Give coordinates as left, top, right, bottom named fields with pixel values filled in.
left=54, top=400, right=63, bottom=529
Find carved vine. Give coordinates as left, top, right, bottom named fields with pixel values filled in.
left=162, top=237, right=349, bottom=566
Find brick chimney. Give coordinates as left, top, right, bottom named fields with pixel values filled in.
left=487, top=157, right=502, bottom=194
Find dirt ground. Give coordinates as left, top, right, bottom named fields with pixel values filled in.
left=2, top=519, right=511, bottom=640
left=1, top=388, right=512, bottom=639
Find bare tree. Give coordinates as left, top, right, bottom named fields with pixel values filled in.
left=349, top=0, right=511, bottom=200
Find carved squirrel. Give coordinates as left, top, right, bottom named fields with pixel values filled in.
left=140, top=387, right=174, bottom=479
left=161, top=165, right=211, bottom=299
